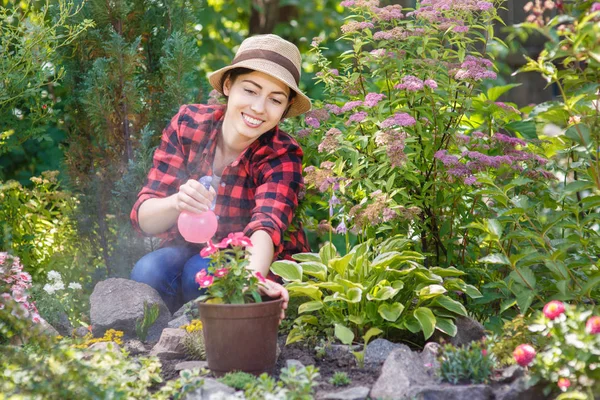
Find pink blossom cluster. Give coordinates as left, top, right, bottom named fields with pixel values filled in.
left=207, top=89, right=223, bottom=105
left=346, top=111, right=368, bottom=125
left=340, top=0, right=380, bottom=8
left=311, top=37, right=322, bottom=47
left=453, top=55, right=497, bottom=81
left=380, top=112, right=416, bottom=128
left=306, top=108, right=331, bottom=123
left=325, top=104, right=343, bottom=115
left=371, top=5, right=404, bottom=21
left=420, top=0, right=493, bottom=12
left=364, top=92, right=386, bottom=108
left=373, top=27, right=407, bottom=41
left=592, top=3, right=600, bottom=12
left=377, top=130, right=407, bottom=168
left=395, top=76, right=438, bottom=91
left=295, top=129, right=311, bottom=138
left=0, top=252, right=40, bottom=324
left=492, top=132, right=526, bottom=147
left=305, top=116, right=320, bottom=128
left=318, top=128, right=342, bottom=153
left=341, top=100, right=364, bottom=113
left=341, top=21, right=375, bottom=34
left=494, top=102, right=520, bottom=114
left=305, top=161, right=344, bottom=193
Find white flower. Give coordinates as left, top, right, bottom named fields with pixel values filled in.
left=43, top=283, right=56, bottom=294
left=47, top=270, right=62, bottom=282
left=68, top=282, right=82, bottom=290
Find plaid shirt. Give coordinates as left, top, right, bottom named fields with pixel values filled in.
left=131, top=104, right=310, bottom=260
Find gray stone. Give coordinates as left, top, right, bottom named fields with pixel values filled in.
left=168, top=314, right=191, bottom=329
left=286, top=359, right=305, bottom=369
left=38, top=317, right=60, bottom=337
left=175, top=361, right=208, bottom=371
left=90, top=278, right=171, bottom=342
left=364, top=338, right=403, bottom=367
left=321, top=386, right=370, bottom=400
left=421, top=342, right=441, bottom=373
left=405, top=384, right=494, bottom=400
left=173, top=299, right=199, bottom=319
left=493, top=376, right=548, bottom=400
left=433, top=316, right=485, bottom=347
left=492, top=365, right=525, bottom=384
left=184, top=377, right=236, bottom=400
left=324, top=344, right=360, bottom=367
left=45, top=311, right=73, bottom=336
left=123, top=339, right=148, bottom=356
left=149, top=328, right=187, bottom=359
left=74, top=326, right=89, bottom=337
left=369, top=346, right=434, bottom=399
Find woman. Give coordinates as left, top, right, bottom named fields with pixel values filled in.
left=130, top=34, right=312, bottom=318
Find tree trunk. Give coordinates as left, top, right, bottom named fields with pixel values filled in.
left=249, top=0, right=280, bottom=35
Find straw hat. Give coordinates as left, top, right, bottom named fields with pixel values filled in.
left=208, top=34, right=312, bottom=118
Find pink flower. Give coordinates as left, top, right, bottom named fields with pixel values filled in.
left=31, top=313, right=41, bottom=324
left=586, top=316, right=600, bottom=334
left=592, top=3, right=600, bottom=12
left=481, top=349, right=488, bottom=356
left=18, top=272, right=31, bottom=283
left=305, top=116, right=320, bottom=128
left=255, top=271, right=267, bottom=283
left=557, top=378, right=571, bottom=390
left=200, top=240, right=220, bottom=257
left=543, top=300, right=565, bottom=320
left=197, top=275, right=214, bottom=288
left=219, top=232, right=253, bottom=248
left=513, top=344, right=536, bottom=367
left=195, top=269, right=207, bottom=284
left=341, top=100, right=363, bottom=113
left=214, top=268, right=229, bottom=278
left=12, top=289, right=26, bottom=303
left=364, top=93, right=386, bottom=108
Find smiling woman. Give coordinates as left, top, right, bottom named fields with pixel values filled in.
left=129, top=34, right=312, bottom=313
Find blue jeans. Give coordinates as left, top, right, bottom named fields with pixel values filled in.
left=130, top=246, right=210, bottom=313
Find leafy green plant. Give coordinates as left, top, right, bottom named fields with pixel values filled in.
left=135, top=301, right=160, bottom=342
left=329, top=371, right=351, bottom=387
left=245, top=364, right=320, bottom=400
left=516, top=302, right=600, bottom=399
left=182, top=330, right=206, bottom=361
left=272, top=236, right=482, bottom=344
left=218, top=371, right=257, bottom=390
left=439, top=339, right=495, bottom=384
left=488, top=314, right=541, bottom=367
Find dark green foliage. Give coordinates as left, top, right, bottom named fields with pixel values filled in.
left=439, top=340, right=495, bottom=385
left=135, top=301, right=160, bottom=342
left=218, top=371, right=257, bottom=390
left=329, top=371, right=351, bottom=387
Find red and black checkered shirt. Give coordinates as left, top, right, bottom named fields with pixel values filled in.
left=130, top=104, right=310, bottom=260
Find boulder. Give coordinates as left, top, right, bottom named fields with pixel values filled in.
left=184, top=377, right=236, bottom=400
left=168, top=314, right=191, bottom=329
left=433, top=316, right=486, bottom=347
left=364, top=338, right=404, bottom=368
left=405, top=384, right=494, bottom=400
left=90, top=278, right=170, bottom=342
left=175, top=360, right=208, bottom=371
left=149, top=328, right=187, bottom=359
left=321, top=386, right=370, bottom=400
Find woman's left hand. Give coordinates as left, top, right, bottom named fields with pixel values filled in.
left=257, top=279, right=289, bottom=324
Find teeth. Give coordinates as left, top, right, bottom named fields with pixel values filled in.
left=243, top=113, right=262, bottom=126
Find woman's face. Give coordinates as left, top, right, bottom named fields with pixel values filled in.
left=222, top=70, right=292, bottom=143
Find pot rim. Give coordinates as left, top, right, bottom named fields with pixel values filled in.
left=197, top=296, right=284, bottom=309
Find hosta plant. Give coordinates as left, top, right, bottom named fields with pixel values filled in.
left=271, top=236, right=482, bottom=345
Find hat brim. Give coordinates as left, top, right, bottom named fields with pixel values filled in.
left=208, top=60, right=312, bottom=118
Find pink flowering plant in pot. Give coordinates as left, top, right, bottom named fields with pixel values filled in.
left=195, top=232, right=267, bottom=305
left=513, top=301, right=600, bottom=398
left=293, top=0, right=553, bottom=276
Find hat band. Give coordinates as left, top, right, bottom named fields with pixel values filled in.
left=232, top=49, right=300, bottom=85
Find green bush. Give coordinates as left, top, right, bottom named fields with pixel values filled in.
left=439, top=339, right=495, bottom=385
left=272, top=236, right=482, bottom=345
left=218, top=371, right=257, bottom=390
left=329, top=371, right=351, bottom=387
left=245, top=365, right=320, bottom=400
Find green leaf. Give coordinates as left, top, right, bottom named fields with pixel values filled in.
left=363, top=327, right=383, bottom=345
left=346, top=287, right=362, bottom=303
left=367, top=286, right=400, bottom=301
left=414, top=307, right=436, bottom=339
left=286, top=283, right=322, bottom=301
left=334, top=323, right=354, bottom=345
left=329, top=252, right=353, bottom=277
left=292, top=252, right=321, bottom=262
left=565, top=124, right=591, bottom=146
left=478, top=253, right=510, bottom=265
left=514, top=286, right=535, bottom=313
left=348, top=314, right=364, bottom=326
left=271, top=260, right=302, bottom=281
left=294, top=315, right=318, bottom=325
left=505, top=120, right=538, bottom=140
left=298, top=301, right=324, bottom=314
left=418, top=284, right=447, bottom=300
left=509, top=267, right=536, bottom=288
left=377, top=303, right=405, bottom=322
left=431, top=295, right=468, bottom=317
left=319, top=242, right=337, bottom=265
left=300, top=261, right=327, bottom=281
left=435, top=317, right=457, bottom=337
left=487, top=83, right=521, bottom=101
left=429, top=267, right=465, bottom=277
left=286, top=328, right=305, bottom=345
left=315, top=282, right=345, bottom=293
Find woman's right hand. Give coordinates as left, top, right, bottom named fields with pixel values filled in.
left=173, top=179, right=216, bottom=214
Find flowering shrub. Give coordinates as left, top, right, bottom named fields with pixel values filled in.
left=0, top=253, right=40, bottom=343
left=297, top=0, right=554, bottom=277
left=195, top=232, right=266, bottom=304
left=514, top=302, right=600, bottom=398
left=272, top=236, right=482, bottom=344
left=439, top=339, right=495, bottom=384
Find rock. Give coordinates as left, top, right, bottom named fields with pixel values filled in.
left=173, top=300, right=198, bottom=319
left=433, top=316, right=485, bottom=347
left=321, top=386, right=370, bottom=400
left=364, top=338, right=403, bottom=367
left=90, top=278, right=170, bottom=342
left=168, top=314, right=191, bottom=329
left=493, top=376, right=549, bottom=400
left=421, top=341, right=441, bottom=372
left=88, top=341, right=121, bottom=353
left=37, top=317, right=60, bottom=337
left=369, top=346, right=433, bottom=399
left=405, top=384, right=494, bottom=400
left=324, top=344, right=359, bottom=367
left=184, top=377, right=236, bottom=400
left=45, top=311, right=73, bottom=336
left=492, top=365, right=525, bottom=384
left=74, top=326, right=89, bottom=337
left=123, top=339, right=148, bottom=356
left=286, top=359, right=305, bottom=369
left=175, top=361, right=208, bottom=371
left=149, top=328, right=187, bottom=359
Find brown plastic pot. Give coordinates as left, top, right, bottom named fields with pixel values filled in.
left=198, top=297, right=283, bottom=377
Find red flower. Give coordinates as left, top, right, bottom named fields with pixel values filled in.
left=543, top=300, right=565, bottom=320
left=513, top=344, right=536, bottom=367
left=200, top=240, right=220, bottom=257
left=255, top=271, right=267, bottom=283
left=219, top=232, right=253, bottom=248
left=557, top=378, right=571, bottom=390
left=481, top=349, right=488, bottom=356
left=194, top=270, right=207, bottom=284
left=214, top=268, right=229, bottom=278
left=586, top=316, right=600, bottom=334
left=197, top=275, right=214, bottom=288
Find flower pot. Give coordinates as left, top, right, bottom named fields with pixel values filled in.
left=198, top=297, right=283, bottom=377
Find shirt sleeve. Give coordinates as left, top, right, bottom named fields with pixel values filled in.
left=130, top=105, right=189, bottom=237
left=243, top=139, right=304, bottom=258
